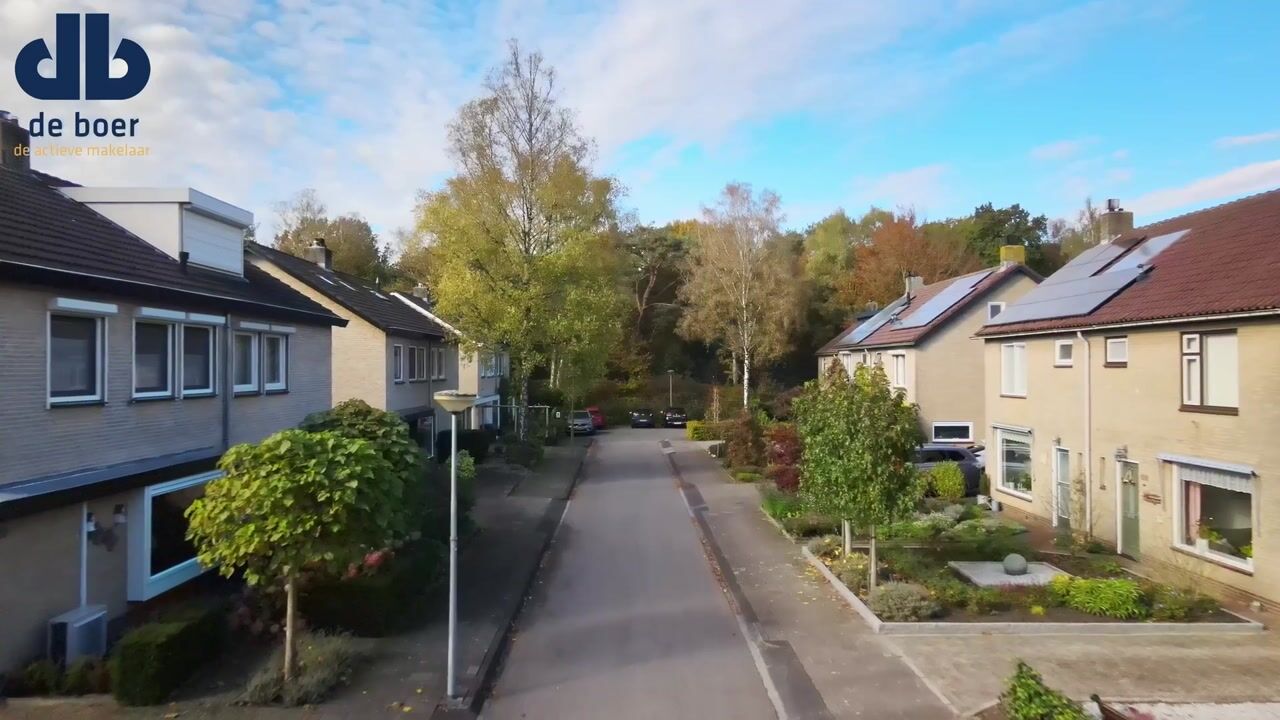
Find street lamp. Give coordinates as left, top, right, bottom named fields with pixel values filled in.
left=434, top=390, right=477, bottom=701
left=667, top=369, right=674, bottom=407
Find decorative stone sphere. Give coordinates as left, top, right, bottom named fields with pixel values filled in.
left=1002, top=553, right=1028, bottom=576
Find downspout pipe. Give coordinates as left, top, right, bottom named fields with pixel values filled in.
left=1077, top=331, right=1092, bottom=537
left=222, top=316, right=233, bottom=452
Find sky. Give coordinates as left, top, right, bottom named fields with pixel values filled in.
left=2, top=0, right=1279, bottom=243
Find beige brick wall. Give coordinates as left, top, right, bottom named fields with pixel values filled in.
left=386, top=334, right=437, bottom=413
left=229, top=321, right=333, bottom=445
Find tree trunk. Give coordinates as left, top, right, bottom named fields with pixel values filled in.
left=742, top=350, right=751, bottom=408
left=868, top=527, right=878, bottom=591
left=518, top=373, right=530, bottom=440
left=730, top=350, right=739, bottom=385
left=842, top=519, right=851, bottom=556
left=283, top=575, right=297, bottom=682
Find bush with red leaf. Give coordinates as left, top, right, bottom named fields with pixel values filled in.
left=764, top=424, right=802, bottom=493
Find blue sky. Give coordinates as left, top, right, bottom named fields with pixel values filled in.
left=2, top=1, right=1279, bottom=238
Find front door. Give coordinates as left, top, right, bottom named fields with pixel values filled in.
left=1119, top=460, right=1141, bottom=559
left=1054, top=448, right=1071, bottom=528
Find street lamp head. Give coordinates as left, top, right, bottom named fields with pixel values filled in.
left=434, top=390, right=477, bottom=414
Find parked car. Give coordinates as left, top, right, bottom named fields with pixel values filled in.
left=913, top=444, right=983, bottom=496
left=662, top=407, right=688, bottom=428
left=569, top=410, right=595, bottom=435
left=585, top=405, right=606, bottom=430
left=630, top=408, right=656, bottom=428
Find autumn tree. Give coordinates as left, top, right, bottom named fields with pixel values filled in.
left=965, top=202, right=1064, bottom=275
left=836, top=209, right=983, bottom=309
left=679, top=183, right=801, bottom=407
left=273, top=189, right=391, bottom=282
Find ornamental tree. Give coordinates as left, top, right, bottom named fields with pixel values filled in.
left=186, top=429, right=401, bottom=680
left=794, top=362, right=924, bottom=589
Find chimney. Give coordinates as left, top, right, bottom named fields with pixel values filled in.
left=305, top=237, right=332, bottom=270
left=904, top=273, right=924, bottom=299
left=1098, top=198, right=1134, bottom=243
left=0, top=111, right=31, bottom=173
left=999, top=244, right=1026, bottom=266
left=412, top=283, right=430, bottom=299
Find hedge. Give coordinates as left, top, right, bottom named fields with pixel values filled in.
left=686, top=420, right=732, bottom=441
left=301, top=540, right=445, bottom=636
left=110, top=605, right=226, bottom=705
left=435, top=429, right=492, bottom=463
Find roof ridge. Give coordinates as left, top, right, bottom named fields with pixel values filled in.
left=1134, top=185, right=1280, bottom=231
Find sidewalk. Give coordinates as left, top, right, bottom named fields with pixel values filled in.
left=667, top=439, right=956, bottom=720
left=1, top=438, right=590, bottom=720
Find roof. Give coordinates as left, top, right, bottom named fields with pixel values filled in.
left=978, top=189, right=1280, bottom=337
left=0, top=166, right=344, bottom=326
left=249, top=243, right=446, bottom=339
left=819, top=263, right=1040, bottom=353
left=394, top=292, right=461, bottom=337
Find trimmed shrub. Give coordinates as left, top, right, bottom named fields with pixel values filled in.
left=766, top=464, right=800, bottom=493
left=434, top=428, right=492, bottom=464
left=764, top=423, right=802, bottom=466
left=831, top=553, right=870, bottom=594
left=686, top=420, right=732, bottom=441
left=761, top=488, right=802, bottom=522
left=966, top=587, right=1013, bottom=614
left=869, top=583, right=941, bottom=621
left=806, top=535, right=841, bottom=559
left=732, top=470, right=764, bottom=483
left=1051, top=577, right=1148, bottom=619
left=1001, top=661, right=1088, bottom=720
left=725, top=411, right=765, bottom=469
left=505, top=439, right=543, bottom=468
left=781, top=512, right=840, bottom=538
left=111, top=605, right=226, bottom=705
left=61, top=656, right=108, bottom=695
left=928, top=462, right=966, bottom=503
left=1150, top=585, right=1217, bottom=622
left=241, top=632, right=360, bottom=706
left=22, top=659, right=60, bottom=696
left=302, top=540, right=446, bottom=636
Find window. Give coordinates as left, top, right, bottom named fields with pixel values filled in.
left=434, top=347, right=446, bottom=380
left=1054, top=339, right=1073, bottom=367
left=393, top=345, right=404, bottom=383
left=1105, top=336, right=1128, bottom=367
left=481, top=352, right=499, bottom=378
left=996, top=428, right=1033, bottom=497
left=49, top=314, right=105, bottom=404
left=127, top=471, right=218, bottom=600
left=407, top=346, right=419, bottom=381
left=263, top=334, right=287, bottom=392
left=181, top=325, right=215, bottom=396
left=1000, top=343, right=1027, bottom=397
left=1173, top=461, right=1253, bottom=571
left=233, top=332, right=258, bottom=393
left=988, top=302, right=1005, bottom=321
left=931, top=422, right=973, bottom=443
left=133, top=322, right=174, bottom=398
left=415, top=347, right=428, bottom=381
left=1181, top=331, right=1238, bottom=412
left=889, top=352, right=906, bottom=389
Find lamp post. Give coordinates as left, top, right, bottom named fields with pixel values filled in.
left=667, top=369, right=674, bottom=407
left=433, top=390, right=477, bottom=701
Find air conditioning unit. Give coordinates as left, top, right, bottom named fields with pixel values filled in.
left=48, top=605, right=107, bottom=666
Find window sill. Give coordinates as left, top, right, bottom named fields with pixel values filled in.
left=999, top=393, right=1027, bottom=399
left=131, top=394, right=176, bottom=403
left=1104, top=362, right=1128, bottom=368
left=1054, top=363, right=1073, bottom=369
left=1171, top=545, right=1253, bottom=575
left=234, top=389, right=260, bottom=397
left=181, top=391, right=217, bottom=400
left=49, top=398, right=106, bottom=408
left=264, top=388, right=289, bottom=396
left=1179, top=404, right=1239, bottom=416
left=394, top=380, right=406, bottom=385
left=996, top=487, right=1033, bottom=502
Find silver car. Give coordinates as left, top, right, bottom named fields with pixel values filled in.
left=569, top=410, right=595, bottom=435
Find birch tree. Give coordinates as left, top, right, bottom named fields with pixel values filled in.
left=679, top=183, right=800, bottom=407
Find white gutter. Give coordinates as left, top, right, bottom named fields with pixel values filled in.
left=1077, top=331, right=1092, bottom=538
left=978, top=308, right=1280, bottom=340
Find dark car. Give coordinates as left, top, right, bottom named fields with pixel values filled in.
left=630, top=408, right=656, bottom=428
left=913, top=444, right=983, bottom=496
left=662, top=407, right=688, bottom=428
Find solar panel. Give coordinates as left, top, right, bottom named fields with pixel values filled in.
left=991, top=267, right=1146, bottom=325
left=841, top=295, right=908, bottom=345
left=896, top=270, right=993, bottom=328
left=1105, top=230, right=1189, bottom=274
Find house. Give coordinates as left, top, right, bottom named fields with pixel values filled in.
left=817, top=248, right=1041, bottom=447
left=0, top=115, right=345, bottom=672
left=977, top=194, right=1280, bottom=607
left=395, top=289, right=508, bottom=433
left=247, top=242, right=450, bottom=451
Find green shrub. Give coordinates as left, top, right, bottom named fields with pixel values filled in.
left=241, top=632, right=360, bottom=706
left=61, top=656, right=108, bottom=695
left=22, top=659, right=60, bottom=695
left=928, top=577, right=973, bottom=608
left=869, top=582, right=941, bottom=621
left=455, top=450, right=477, bottom=483
left=505, top=439, right=543, bottom=468
left=781, top=512, right=840, bottom=537
left=831, top=553, right=870, bottom=593
left=1150, top=585, right=1218, bottom=622
left=686, top=420, right=732, bottom=441
left=1052, top=577, right=1148, bottom=619
left=302, top=540, right=445, bottom=636
left=805, top=535, right=841, bottom=559
left=942, top=517, right=1030, bottom=559
left=725, top=411, right=765, bottom=468
left=929, top=462, right=966, bottom=503
left=966, top=587, right=1013, bottom=614
left=732, top=470, right=764, bottom=483
left=434, top=428, right=492, bottom=464
left=761, top=489, right=802, bottom=522
left=111, top=605, right=226, bottom=705
left=1001, top=661, right=1088, bottom=720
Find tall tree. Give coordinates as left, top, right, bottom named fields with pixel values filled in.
left=835, top=209, right=983, bottom=309
left=623, top=226, right=687, bottom=337
left=273, top=189, right=390, bottom=281
left=679, top=183, right=801, bottom=407
left=402, top=41, right=622, bottom=417
left=1051, top=197, right=1104, bottom=262
left=965, top=202, right=1060, bottom=275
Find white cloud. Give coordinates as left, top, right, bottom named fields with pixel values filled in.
left=1130, top=160, right=1280, bottom=216
left=1213, top=130, right=1280, bottom=149
left=1030, top=137, right=1095, bottom=162
left=852, top=164, right=950, bottom=212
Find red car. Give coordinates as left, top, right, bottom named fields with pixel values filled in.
left=584, top=406, right=606, bottom=430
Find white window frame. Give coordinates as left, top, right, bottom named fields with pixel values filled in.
left=263, top=333, right=288, bottom=393
left=233, top=332, right=259, bottom=394
left=393, top=344, right=404, bottom=383
left=888, top=352, right=907, bottom=389
left=1054, top=339, right=1074, bottom=368
left=414, top=347, right=428, bottom=382
left=995, top=427, right=1033, bottom=500
left=931, top=422, right=973, bottom=443
left=126, top=470, right=220, bottom=601
left=179, top=324, right=217, bottom=397
left=132, top=320, right=176, bottom=400
left=434, top=347, right=447, bottom=380
left=1169, top=460, right=1255, bottom=573
left=1001, top=342, right=1027, bottom=397
left=48, top=312, right=108, bottom=406
left=1180, top=331, right=1238, bottom=411
left=1105, top=336, right=1128, bottom=366
left=987, top=302, right=1005, bottom=321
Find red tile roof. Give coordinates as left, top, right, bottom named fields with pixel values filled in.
left=978, top=188, right=1280, bottom=336
left=819, top=263, right=1040, bottom=352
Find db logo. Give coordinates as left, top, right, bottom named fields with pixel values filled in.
left=16, top=13, right=150, bottom=101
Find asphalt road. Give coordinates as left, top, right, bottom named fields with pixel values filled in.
left=482, top=428, right=775, bottom=720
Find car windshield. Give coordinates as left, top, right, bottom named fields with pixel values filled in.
left=572, top=411, right=591, bottom=420
left=666, top=407, right=686, bottom=414
left=635, top=408, right=653, bottom=414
